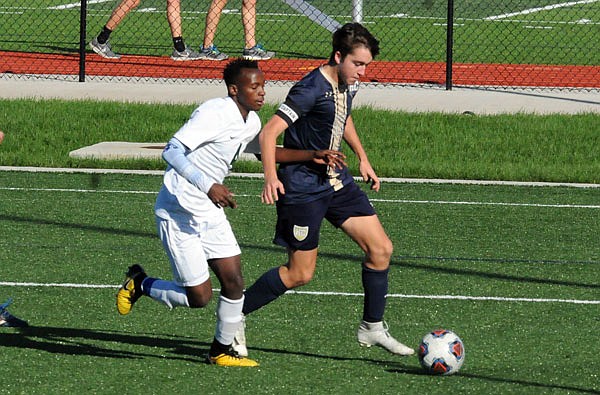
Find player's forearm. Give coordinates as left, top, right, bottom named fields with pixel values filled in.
left=259, top=131, right=279, bottom=178
left=162, top=137, right=213, bottom=193
left=274, top=147, right=316, bottom=163
left=344, top=131, right=369, bottom=163
left=259, top=115, right=288, bottom=178
left=343, top=116, right=370, bottom=163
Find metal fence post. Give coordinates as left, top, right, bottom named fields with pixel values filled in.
left=353, top=0, right=363, bottom=23
left=79, top=0, right=87, bottom=82
left=445, top=0, right=454, bottom=90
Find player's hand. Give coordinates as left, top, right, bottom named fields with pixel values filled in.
left=359, top=160, right=380, bottom=192
left=312, top=150, right=346, bottom=170
left=207, top=184, right=237, bottom=209
left=261, top=176, right=285, bottom=205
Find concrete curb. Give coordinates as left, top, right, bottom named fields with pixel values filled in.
left=1, top=77, right=599, bottom=114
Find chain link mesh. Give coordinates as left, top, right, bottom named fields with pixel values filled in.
left=0, top=1, right=598, bottom=90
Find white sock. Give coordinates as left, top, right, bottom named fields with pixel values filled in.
left=215, top=294, right=243, bottom=345
left=145, top=279, right=190, bottom=309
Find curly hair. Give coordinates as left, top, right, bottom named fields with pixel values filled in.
left=223, top=58, right=260, bottom=87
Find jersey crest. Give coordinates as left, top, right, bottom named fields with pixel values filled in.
left=293, top=225, right=309, bottom=241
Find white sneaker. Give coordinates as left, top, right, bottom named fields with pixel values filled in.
left=357, top=320, right=415, bottom=356
left=242, top=44, right=275, bottom=60
left=170, top=47, right=202, bottom=61
left=232, top=315, right=248, bottom=357
left=89, top=38, right=121, bottom=59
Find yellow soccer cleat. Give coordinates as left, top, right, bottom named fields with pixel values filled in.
left=207, top=349, right=259, bottom=367
left=116, top=264, right=147, bottom=315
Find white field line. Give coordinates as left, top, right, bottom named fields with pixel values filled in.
left=370, top=199, right=600, bottom=209
left=0, top=166, right=164, bottom=176
left=0, top=281, right=116, bottom=289
left=3, top=183, right=600, bottom=210
left=485, top=0, right=600, bottom=20
left=1, top=186, right=598, bottom=209
left=0, top=282, right=597, bottom=304
left=1, top=166, right=599, bottom=188
left=0, top=186, right=157, bottom=195
left=48, top=0, right=111, bottom=10
left=6, top=3, right=597, bottom=26
left=290, top=290, right=600, bottom=305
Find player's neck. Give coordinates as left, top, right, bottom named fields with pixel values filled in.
left=321, top=64, right=339, bottom=85
left=232, top=98, right=250, bottom=122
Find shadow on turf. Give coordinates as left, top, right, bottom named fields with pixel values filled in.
left=239, top=244, right=599, bottom=290
left=386, top=365, right=600, bottom=394
left=0, top=214, right=156, bottom=239
left=1, top=325, right=408, bottom=367
left=3, top=326, right=596, bottom=393
left=2, top=213, right=596, bottom=290
left=0, top=326, right=208, bottom=363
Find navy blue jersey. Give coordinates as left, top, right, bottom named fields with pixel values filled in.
left=275, top=67, right=360, bottom=204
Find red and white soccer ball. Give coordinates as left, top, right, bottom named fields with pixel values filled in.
left=418, top=329, right=465, bottom=375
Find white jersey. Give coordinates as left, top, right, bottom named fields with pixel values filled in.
left=155, top=97, right=261, bottom=220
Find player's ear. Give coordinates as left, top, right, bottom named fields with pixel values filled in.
left=333, top=51, right=342, bottom=65
left=228, top=83, right=238, bottom=97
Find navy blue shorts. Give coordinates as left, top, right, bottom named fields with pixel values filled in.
left=273, top=181, right=376, bottom=250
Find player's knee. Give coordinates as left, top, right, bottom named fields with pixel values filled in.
left=288, top=271, right=314, bottom=288
left=383, top=238, right=394, bottom=258
left=220, top=274, right=245, bottom=299
left=187, top=289, right=212, bottom=308
left=369, top=238, right=394, bottom=264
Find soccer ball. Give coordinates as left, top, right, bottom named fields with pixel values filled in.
left=418, top=329, right=465, bottom=375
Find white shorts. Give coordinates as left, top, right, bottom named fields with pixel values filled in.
left=156, top=215, right=241, bottom=287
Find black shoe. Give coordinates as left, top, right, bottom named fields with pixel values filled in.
left=116, top=264, right=147, bottom=315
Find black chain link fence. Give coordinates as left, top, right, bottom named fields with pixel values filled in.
left=1, top=0, right=598, bottom=90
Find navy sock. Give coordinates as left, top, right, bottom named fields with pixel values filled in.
left=140, top=277, right=156, bottom=296
left=97, top=26, right=112, bottom=44
left=173, top=36, right=185, bottom=52
left=243, top=267, right=288, bottom=315
left=361, top=266, right=389, bottom=322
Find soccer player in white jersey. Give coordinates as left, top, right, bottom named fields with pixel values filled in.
left=115, top=58, right=264, bottom=367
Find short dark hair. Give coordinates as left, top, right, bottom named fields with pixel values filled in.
left=223, top=58, right=260, bottom=87
left=329, top=22, right=380, bottom=63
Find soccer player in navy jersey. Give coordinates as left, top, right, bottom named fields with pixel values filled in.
left=233, top=23, right=415, bottom=357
